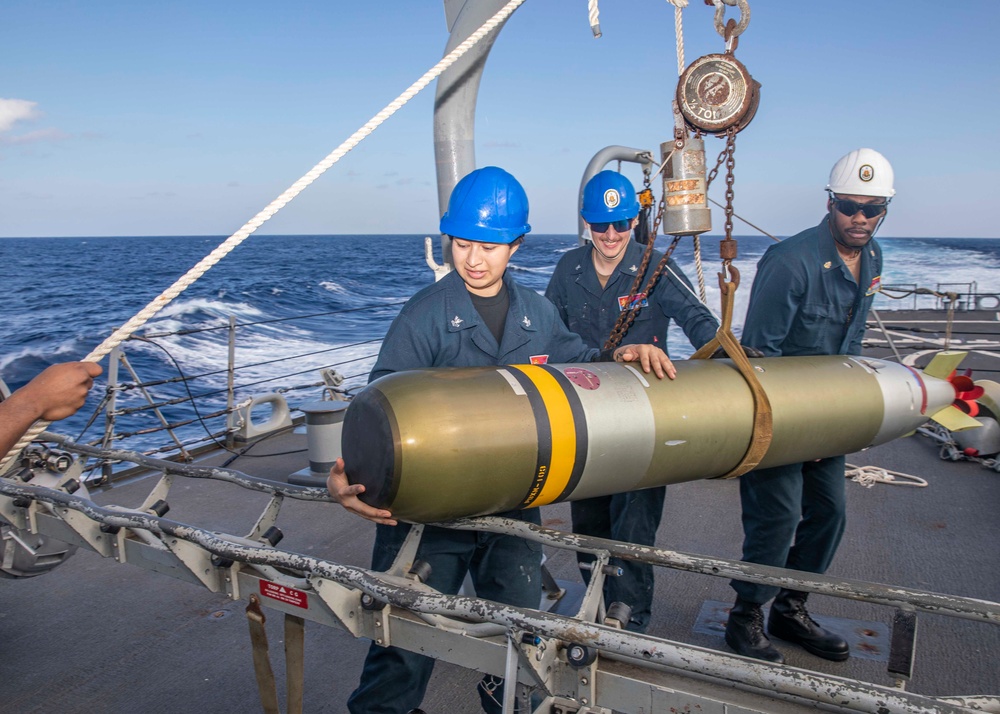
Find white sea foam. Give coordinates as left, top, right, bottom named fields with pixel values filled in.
left=0, top=341, right=81, bottom=373
left=152, top=296, right=266, bottom=321
left=319, top=281, right=353, bottom=298
left=130, top=325, right=380, bottom=402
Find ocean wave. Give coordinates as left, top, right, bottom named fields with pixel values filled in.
left=319, top=280, right=351, bottom=296
left=0, top=341, right=85, bottom=377
left=152, top=296, right=267, bottom=322
left=4, top=234, right=999, bottom=458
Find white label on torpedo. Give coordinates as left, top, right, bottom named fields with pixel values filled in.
left=496, top=368, right=527, bottom=396
left=622, top=364, right=650, bottom=388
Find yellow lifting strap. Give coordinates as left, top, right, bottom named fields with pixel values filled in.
left=690, top=266, right=773, bottom=478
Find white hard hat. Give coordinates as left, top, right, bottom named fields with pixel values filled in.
left=826, top=148, right=895, bottom=198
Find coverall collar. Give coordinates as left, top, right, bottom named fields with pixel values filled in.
left=574, top=240, right=645, bottom=295
left=443, top=270, right=537, bottom=358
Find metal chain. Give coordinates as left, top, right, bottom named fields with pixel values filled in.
left=605, top=130, right=736, bottom=349
left=603, top=234, right=682, bottom=351
left=702, top=128, right=739, bottom=279
left=651, top=193, right=667, bottom=238
left=718, top=130, right=739, bottom=280
left=722, top=128, right=737, bottom=243
left=602, top=174, right=670, bottom=350
left=705, top=141, right=727, bottom=190
left=604, top=127, right=736, bottom=349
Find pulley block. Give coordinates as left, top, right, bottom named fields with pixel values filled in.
left=677, top=53, right=760, bottom=135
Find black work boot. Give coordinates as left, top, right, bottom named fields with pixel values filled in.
left=768, top=589, right=850, bottom=662
left=724, top=598, right=784, bottom=663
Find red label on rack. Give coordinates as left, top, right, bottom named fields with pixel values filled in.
left=260, top=580, right=308, bottom=608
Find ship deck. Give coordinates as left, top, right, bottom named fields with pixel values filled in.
left=1, top=425, right=998, bottom=712
left=2, top=307, right=1000, bottom=713
left=865, top=307, right=1000, bottom=379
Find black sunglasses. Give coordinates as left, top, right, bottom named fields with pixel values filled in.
left=590, top=219, right=632, bottom=234
left=831, top=198, right=888, bottom=219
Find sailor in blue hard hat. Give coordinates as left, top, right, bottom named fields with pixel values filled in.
left=328, top=166, right=675, bottom=714
left=580, top=169, right=643, bottom=280
left=438, top=165, right=531, bottom=298
left=545, top=169, right=718, bottom=633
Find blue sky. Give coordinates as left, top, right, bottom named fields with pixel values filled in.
left=2, top=0, right=998, bottom=239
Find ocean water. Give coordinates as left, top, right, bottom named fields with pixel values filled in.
left=2, top=233, right=999, bottom=457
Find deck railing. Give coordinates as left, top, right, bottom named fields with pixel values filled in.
left=879, top=281, right=1000, bottom=311
left=87, top=302, right=403, bottom=482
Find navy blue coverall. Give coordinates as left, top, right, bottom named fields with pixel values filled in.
left=349, top=269, right=601, bottom=714
left=733, top=216, right=883, bottom=604
left=545, top=239, right=718, bottom=632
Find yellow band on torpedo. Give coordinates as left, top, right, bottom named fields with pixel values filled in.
left=511, top=365, right=577, bottom=506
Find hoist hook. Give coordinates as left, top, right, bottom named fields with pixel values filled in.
left=719, top=262, right=741, bottom=297
left=711, top=0, right=750, bottom=42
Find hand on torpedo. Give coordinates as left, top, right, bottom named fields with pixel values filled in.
left=326, top=457, right=398, bottom=526
left=612, top=344, right=676, bottom=380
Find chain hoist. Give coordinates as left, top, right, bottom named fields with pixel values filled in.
left=675, top=0, right=757, bottom=281
left=678, top=0, right=758, bottom=134
left=605, top=0, right=759, bottom=354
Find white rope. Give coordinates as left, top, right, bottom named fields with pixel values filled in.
left=587, top=0, right=601, bottom=38
left=846, top=463, right=928, bottom=489
left=587, top=0, right=602, bottom=38
left=692, top=235, right=708, bottom=304
left=671, top=0, right=688, bottom=76
left=0, top=0, right=529, bottom=475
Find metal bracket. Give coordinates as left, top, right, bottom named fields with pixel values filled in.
left=575, top=551, right=614, bottom=623
left=163, top=535, right=224, bottom=591
left=247, top=494, right=283, bottom=541
left=888, top=608, right=918, bottom=684
left=386, top=523, right=425, bottom=577
left=138, top=473, right=173, bottom=512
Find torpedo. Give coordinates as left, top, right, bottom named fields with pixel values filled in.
left=342, top=355, right=970, bottom=523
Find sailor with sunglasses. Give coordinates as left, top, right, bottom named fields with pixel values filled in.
left=725, top=148, right=894, bottom=664
left=545, top=170, right=719, bottom=634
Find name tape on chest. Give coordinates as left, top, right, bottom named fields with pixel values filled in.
left=617, top=292, right=649, bottom=312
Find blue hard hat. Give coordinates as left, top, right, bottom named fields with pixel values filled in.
left=581, top=170, right=639, bottom=223
left=439, top=166, right=531, bottom=244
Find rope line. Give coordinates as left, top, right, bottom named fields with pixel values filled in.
left=846, top=463, right=928, bottom=488
left=0, top=0, right=528, bottom=475
left=692, top=235, right=708, bottom=303
left=588, top=0, right=602, bottom=37
left=673, top=0, right=688, bottom=76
